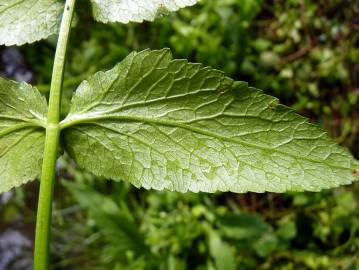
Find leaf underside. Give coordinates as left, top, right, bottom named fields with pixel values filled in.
left=62, top=49, right=359, bottom=193
left=0, top=0, right=63, bottom=46
left=0, top=0, right=197, bottom=46
left=0, top=77, right=47, bottom=193
left=90, top=0, right=198, bottom=23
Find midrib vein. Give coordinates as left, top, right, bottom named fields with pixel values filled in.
left=61, top=114, right=353, bottom=171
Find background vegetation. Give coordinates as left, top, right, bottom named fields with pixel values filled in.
left=0, top=0, right=358, bottom=269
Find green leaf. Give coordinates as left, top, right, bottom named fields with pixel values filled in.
left=0, top=77, right=47, bottom=193
left=89, top=0, right=198, bottom=24
left=253, top=233, right=278, bottom=257
left=63, top=181, right=148, bottom=258
left=61, top=49, right=359, bottom=193
left=0, top=0, right=63, bottom=46
left=207, top=229, right=236, bottom=270
left=219, top=213, right=269, bottom=240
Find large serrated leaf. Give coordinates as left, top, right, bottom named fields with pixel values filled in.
left=0, top=0, right=63, bottom=46
left=89, top=0, right=198, bottom=23
left=0, top=77, right=47, bottom=193
left=61, top=49, right=359, bottom=193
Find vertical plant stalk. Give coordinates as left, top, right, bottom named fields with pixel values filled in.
left=34, top=1, right=76, bottom=269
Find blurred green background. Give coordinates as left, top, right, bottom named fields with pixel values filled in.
left=0, top=0, right=358, bottom=269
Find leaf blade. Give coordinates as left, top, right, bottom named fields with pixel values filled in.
left=89, top=0, right=198, bottom=23
left=0, top=0, right=63, bottom=46
left=62, top=49, right=359, bottom=193
left=0, top=77, right=47, bottom=193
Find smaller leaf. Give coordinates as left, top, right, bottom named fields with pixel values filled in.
left=207, top=229, right=236, bottom=270
left=63, top=181, right=148, bottom=258
left=253, top=233, right=278, bottom=257
left=0, top=0, right=64, bottom=46
left=0, top=77, right=47, bottom=193
left=219, top=213, right=269, bottom=240
left=90, top=0, right=198, bottom=24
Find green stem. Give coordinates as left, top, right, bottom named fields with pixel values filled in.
left=47, top=1, right=76, bottom=124
left=34, top=1, right=76, bottom=269
left=34, top=126, right=60, bottom=270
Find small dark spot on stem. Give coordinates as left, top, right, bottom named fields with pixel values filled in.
left=66, top=5, right=70, bottom=10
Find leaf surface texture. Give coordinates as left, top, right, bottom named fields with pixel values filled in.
left=62, top=49, right=359, bottom=193
left=0, top=77, right=47, bottom=193
left=90, top=0, right=198, bottom=23
left=0, top=0, right=63, bottom=46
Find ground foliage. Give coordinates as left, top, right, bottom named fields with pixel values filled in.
left=0, top=0, right=359, bottom=269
